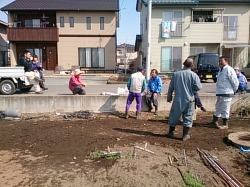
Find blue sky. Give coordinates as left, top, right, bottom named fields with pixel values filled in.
left=0, top=0, right=140, bottom=45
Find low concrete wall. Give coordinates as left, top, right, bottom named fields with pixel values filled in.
left=0, top=95, right=246, bottom=114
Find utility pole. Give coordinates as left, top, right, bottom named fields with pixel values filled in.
left=146, top=0, right=152, bottom=81
left=124, top=43, right=127, bottom=79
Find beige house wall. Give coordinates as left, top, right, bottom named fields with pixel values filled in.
left=56, top=11, right=117, bottom=70
left=58, top=37, right=116, bottom=70
left=56, top=11, right=116, bottom=35
left=0, top=24, right=7, bottom=52
left=9, top=43, right=17, bottom=66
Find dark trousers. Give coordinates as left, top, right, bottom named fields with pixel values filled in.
left=238, top=84, right=248, bottom=92
left=73, top=85, right=86, bottom=95
left=194, top=92, right=202, bottom=108
left=39, top=71, right=45, bottom=82
left=145, top=92, right=158, bottom=109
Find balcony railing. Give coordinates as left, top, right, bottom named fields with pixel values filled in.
left=7, top=27, right=59, bottom=42
left=171, top=22, right=183, bottom=37
left=223, top=25, right=238, bottom=40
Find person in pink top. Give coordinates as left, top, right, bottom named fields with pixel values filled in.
left=69, top=69, right=87, bottom=95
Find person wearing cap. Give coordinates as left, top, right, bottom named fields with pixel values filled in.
left=125, top=66, right=146, bottom=119
left=69, top=69, right=87, bottom=95
left=208, top=56, right=239, bottom=129
left=166, top=58, right=202, bottom=141
left=234, top=67, right=248, bottom=94
left=146, top=69, right=162, bottom=115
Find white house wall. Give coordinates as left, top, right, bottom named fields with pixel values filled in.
left=221, top=5, right=250, bottom=44
left=139, top=3, right=250, bottom=72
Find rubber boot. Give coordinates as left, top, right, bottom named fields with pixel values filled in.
left=218, top=118, right=228, bottom=129
left=39, top=81, right=48, bottom=91
left=182, top=126, right=190, bottom=141
left=154, top=106, right=158, bottom=115
left=208, top=115, right=219, bottom=126
left=125, top=111, right=129, bottom=119
left=136, top=111, right=140, bottom=119
left=147, top=103, right=153, bottom=112
left=166, top=126, right=175, bottom=138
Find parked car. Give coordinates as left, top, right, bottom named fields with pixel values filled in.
left=188, top=53, right=219, bottom=83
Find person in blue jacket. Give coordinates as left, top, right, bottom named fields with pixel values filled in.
left=146, top=69, right=162, bottom=115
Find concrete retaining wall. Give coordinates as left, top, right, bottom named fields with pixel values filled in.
left=0, top=94, right=246, bottom=114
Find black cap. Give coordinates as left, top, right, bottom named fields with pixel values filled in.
left=137, top=66, right=145, bottom=71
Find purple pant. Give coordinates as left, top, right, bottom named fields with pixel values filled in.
left=125, top=92, right=142, bottom=112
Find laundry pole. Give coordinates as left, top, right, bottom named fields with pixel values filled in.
left=146, top=0, right=152, bottom=81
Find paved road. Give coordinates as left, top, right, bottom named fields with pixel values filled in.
left=12, top=76, right=228, bottom=95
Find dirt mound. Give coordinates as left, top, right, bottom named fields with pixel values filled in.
left=0, top=112, right=249, bottom=186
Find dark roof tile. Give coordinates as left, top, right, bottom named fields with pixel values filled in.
left=1, top=0, right=119, bottom=11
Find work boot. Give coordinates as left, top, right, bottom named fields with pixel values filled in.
left=125, top=111, right=129, bottom=119
left=154, top=106, right=158, bottom=115
left=136, top=111, right=140, bottom=119
left=182, top=126, right=190, bottom=141
left=166, top=126, right=175, bottom=138
left=200, top=106, right=207, bottom=112
left=208, top=115, right=219, bottom=126
left=218, top=118, right=228, bottom=129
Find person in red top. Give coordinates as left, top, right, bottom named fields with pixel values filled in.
left=69, top=69, right=87, bottom=95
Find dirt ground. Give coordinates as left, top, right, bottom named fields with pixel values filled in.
left=0, top=111, right=249, bottom=187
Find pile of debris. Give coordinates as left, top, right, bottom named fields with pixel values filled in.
left=63, top=110, right=95, bottom=119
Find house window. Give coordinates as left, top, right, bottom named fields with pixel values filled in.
left=162, top=11, right=183, bottom=37
left=69, top=17, right=74, bottom=27
left=87, top=17, right=91, bottom=30
left=100, top=17, right=104, bottom=30
left=161, top=46, right=182, bottom=71
left=140, top=23, right=144, bottom=36
left=190, top=47, right=205, bottom=55
left=25, top=19, right=40, bottom=28
left=223, top=16, right=238, bottom=40
left=79, top=48, right=104, bottom=67
left=60, top=17, right=64, bottom=27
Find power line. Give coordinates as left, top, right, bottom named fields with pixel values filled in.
left=120, top=0, right=125, bottom=10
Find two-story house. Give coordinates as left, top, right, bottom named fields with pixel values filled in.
left=0, top=20, right=8, bottom=67
left=117, top=43, right=138, bottom=71
left=135, top=0, right=250, bottom=72
left=1, top=0, right=119, bottom=71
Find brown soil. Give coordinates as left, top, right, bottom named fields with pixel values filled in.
left=0, top=112, right=249, bottom=187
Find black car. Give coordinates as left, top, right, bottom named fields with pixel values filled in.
left=188, top=53, right=219, bottom=83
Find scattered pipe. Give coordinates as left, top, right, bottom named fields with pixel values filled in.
left=183, top=149, right=187, bottom=166
left=197, top=148, right=244, bottom=187
left=134, top=143, right=154, bottom=154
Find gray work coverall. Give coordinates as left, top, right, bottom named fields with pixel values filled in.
left=167, top=68, right=202, bottom=128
